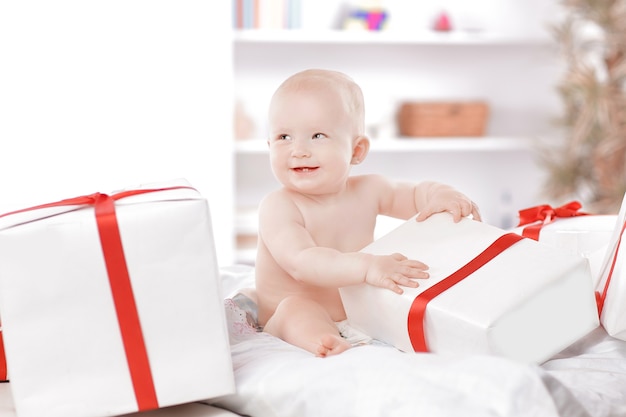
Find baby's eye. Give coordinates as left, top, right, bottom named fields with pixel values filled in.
left=277, top=134, right=291, bottom=141
left=312, top=133, right=327, bottom=140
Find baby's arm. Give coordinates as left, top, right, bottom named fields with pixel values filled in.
left=372, top=175, right=480, bottom=222
left=414, top=181, right=481, bottom=222
left=258, top=192, right=428, bottom=293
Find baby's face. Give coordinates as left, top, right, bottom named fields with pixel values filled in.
left=267, top=85, right=357, bottom=195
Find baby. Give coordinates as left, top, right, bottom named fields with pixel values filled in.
left=255, top=69, right=481, bottom=357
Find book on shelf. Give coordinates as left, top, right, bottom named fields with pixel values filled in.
left=233, top=0, right=301, bottom=30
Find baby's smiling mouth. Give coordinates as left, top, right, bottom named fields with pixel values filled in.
left=293, top=167, right=318, bottom=173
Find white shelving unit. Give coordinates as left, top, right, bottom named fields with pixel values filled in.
left=234, top=29, right=553, bottom=46
left=233, top=22, right=562, bottom=264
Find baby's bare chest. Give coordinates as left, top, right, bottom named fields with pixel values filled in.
left=301, top=205, right=377, bottom=251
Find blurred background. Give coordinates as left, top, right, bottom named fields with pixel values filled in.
left=2, top=1, right=624, bottom=265
left=234, top=0, right=564, bottom=263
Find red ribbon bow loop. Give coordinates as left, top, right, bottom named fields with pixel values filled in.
left=517, top=201, right=588, bottom=240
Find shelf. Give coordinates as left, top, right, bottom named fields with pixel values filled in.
left=368, top=137, right=537, bottom=152
left=235, top=137, right=537, bottom=154
left=233, top=29, right=554, bottom=46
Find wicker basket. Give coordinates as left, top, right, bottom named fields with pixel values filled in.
left=397, top=101, right=489, bottom=137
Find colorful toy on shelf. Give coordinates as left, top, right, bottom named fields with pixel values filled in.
left=433, top=11, right=453, bottom=32
left=343, top=7, right=388, bottom=31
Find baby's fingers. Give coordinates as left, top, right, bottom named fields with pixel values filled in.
left=470, top=202, right=482, bottom=221
left=380, top=271, right=421, bottom=294
left=415, top=210, right=433, bottom=222
left=402, top=260, right=428, bottom=278
left=382, top=276, right=405, bottom=294
left=455, top=199, right=481, bottom=221
left=394, top=274, right=420, bottom=289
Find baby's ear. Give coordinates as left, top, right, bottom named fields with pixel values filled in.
left=351, top=136, right=370, bottom=164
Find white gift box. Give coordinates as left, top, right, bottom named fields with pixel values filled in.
left=0, top=180, right=235, bottom=417
left=596, top=193, right=626, bottom=341
left=339, top=213, right=599, bottom=364
left=0, top=383, right=241, bottom=417
left=513, top=213, right=616, bottom=257
left=511, top=202, right=617, bottom=281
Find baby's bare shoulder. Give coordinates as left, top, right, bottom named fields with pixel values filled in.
left=258, top=189, right=304, bottom=224
left=349, top=174, right=394, bottom=193
left=259, top=188, right=296, bottom=209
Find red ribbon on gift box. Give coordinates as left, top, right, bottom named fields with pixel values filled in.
left=596, top=220, right=626, bottom=315
left=0, top=186, right=194, bottom=410
left=407, top=233, right=525, bottom=352
left=0, top=327, right=7, bottom=382
left=517, top=201, right=589, bottom=241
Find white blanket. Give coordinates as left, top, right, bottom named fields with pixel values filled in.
left=213, top=267, right=626, bottom=417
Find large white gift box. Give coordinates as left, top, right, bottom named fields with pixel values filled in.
left=340, top=213, right=599, bottom=364
left=596, top=193, right=626, bottom=341
left=0, top=180, right=235, bottom=417
left=0, top=383, right=241, bottom=417
left=511, top=201, right=617, bottom=280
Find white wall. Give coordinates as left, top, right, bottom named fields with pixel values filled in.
left=0, top=1, right=234, bottom=264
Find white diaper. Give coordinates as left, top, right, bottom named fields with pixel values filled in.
left=336, top=320, right=373, bottom=346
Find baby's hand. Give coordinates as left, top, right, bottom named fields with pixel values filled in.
left=416, top=185, right=481, bottom=222
left=364, top=253, right=429, bottom=294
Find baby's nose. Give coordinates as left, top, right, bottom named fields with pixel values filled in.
left=291, top=139, right=311, bottom=157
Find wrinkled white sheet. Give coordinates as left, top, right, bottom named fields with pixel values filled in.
left=543, top=326, right=626, bottom=417
left=213, top=267, right=626, bottom=417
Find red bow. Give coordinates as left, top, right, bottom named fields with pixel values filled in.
left=517, top=201, right=589, bottom=240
